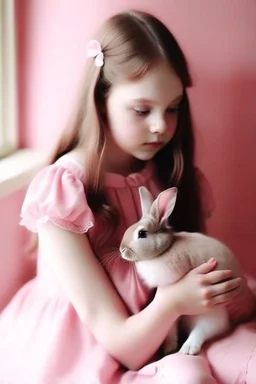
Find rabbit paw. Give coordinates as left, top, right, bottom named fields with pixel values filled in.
left=179, top=340, right=202, bottom=355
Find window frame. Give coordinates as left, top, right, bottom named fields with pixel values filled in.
left=0, top=0, right=17, bottom=159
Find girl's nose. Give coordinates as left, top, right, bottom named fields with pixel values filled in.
left=149, top=116, right=167, bottom=134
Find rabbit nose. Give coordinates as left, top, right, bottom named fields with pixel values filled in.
left=120, top=247, right=131, bottom=260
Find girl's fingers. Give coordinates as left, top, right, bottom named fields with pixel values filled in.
left=211, top=277, right=242, bottom=297
left=211, top=287, right=241, bottom=305
left=200, top=269, right=234, bottom=285
left=191, top=258, right=217, bottom=275
left=208, top=278, right=242, bottom=304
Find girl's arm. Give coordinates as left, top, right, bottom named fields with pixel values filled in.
left=38, top=222, right=243, bottom=370
left=38, top=222, right=179, bottom=370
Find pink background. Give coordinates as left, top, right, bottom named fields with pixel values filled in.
left=1, top=0, right=256, bottom=310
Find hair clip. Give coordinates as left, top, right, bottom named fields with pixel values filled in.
left=87, top=39, right=104, bottom=67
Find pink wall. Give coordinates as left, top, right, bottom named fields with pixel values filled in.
left=1, top=0, right=256, bottom=309
left=0, top=190, right=35, bottom=309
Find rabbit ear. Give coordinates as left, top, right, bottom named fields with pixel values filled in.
left=139, top=186, right=154, bottom=217
left=150, top=188, right=178, bottom=223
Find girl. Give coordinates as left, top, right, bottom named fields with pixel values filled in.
left=0, top=10, right=256, bottom=384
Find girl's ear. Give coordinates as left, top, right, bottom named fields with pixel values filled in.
left=150, top=188, right=178, bottom=223
left=139, top=186, right=154, bottom=217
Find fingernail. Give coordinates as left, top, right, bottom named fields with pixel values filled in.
left=208, top=258, right=215, bottom=263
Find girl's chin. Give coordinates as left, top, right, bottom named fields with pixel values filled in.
left=134, top=151, right=158, bottom=161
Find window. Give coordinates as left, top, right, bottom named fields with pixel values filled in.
left=0, top=0, right=17, bottom=158
left=0, top=0, right=46, bottom=199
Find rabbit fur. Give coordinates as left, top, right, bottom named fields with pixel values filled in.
left=119, top=186, right=254, bottom=355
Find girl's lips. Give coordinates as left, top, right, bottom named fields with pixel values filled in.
left=143, top=142, right=163, bottom=149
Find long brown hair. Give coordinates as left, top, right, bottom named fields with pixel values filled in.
left=30, top=10, right=203, bottom=252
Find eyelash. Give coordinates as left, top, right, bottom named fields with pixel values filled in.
left=167, top=107, right=179, bottom=114
left=134, top=107, right=179, bottom=116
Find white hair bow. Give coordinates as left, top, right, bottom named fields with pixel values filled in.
left=87, top=39, right=104, bottom=67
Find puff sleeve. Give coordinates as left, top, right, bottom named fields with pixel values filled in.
left=20, top=164, right=94, bottom=234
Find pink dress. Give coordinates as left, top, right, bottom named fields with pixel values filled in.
left=0, top=154, right=256, bottom=384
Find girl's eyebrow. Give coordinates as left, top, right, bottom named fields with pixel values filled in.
left=171, top=95, right=183, bottom=104
left=129, top=94, right=183, bottom=105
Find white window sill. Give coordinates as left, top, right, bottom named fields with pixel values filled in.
left=0, top=149, right=47, bottom=199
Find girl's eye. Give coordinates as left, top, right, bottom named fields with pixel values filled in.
left=138, top=229, right=148, bottom=238
left=167, top=107, right=179, bottom=114
left=134, top=109, right=150, bottom=116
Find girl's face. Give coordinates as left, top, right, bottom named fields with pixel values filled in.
left=105, top=60, right=183, bottom=171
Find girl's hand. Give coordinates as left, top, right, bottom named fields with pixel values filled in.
left=155, top=258, right=243, bottom=316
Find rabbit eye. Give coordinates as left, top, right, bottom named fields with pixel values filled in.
left=138, top=230, right=147, bottom=238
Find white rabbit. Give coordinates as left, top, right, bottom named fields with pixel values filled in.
left=119, top=186, right=255, bottom=355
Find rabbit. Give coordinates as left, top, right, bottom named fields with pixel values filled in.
left=119, top=186, right=255, bottom=356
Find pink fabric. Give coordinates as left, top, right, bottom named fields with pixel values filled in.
left=20, top=162, right=94, bottom=233
left=0, top=154, right=256, bottom=384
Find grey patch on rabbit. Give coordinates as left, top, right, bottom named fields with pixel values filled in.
left=119, top=186, right=256, bottom=355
